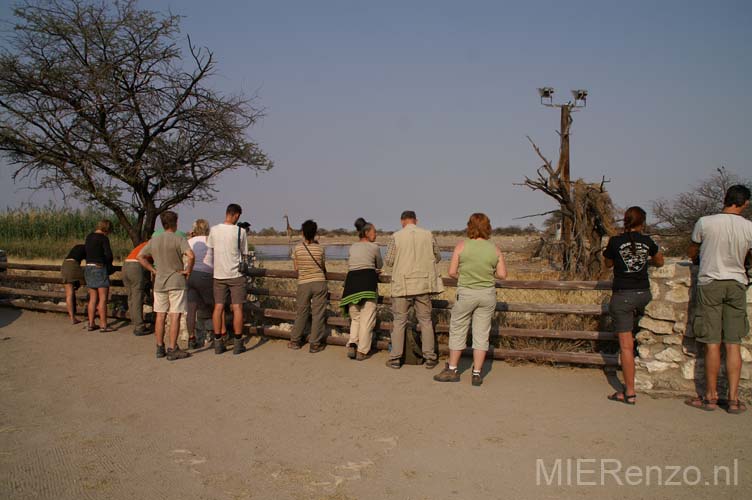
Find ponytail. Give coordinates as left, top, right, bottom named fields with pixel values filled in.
left=623, top=206, right=647, bottom=254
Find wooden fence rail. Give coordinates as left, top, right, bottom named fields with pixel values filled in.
left=0, top=261, right=619, bottom=367
left=0, top=262, right=613, bottom=291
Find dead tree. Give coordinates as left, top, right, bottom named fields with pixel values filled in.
left=522, top=136, right=615, bottom=279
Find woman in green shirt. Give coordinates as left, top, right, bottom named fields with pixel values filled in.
left=434, top=213, right=506, bottom=386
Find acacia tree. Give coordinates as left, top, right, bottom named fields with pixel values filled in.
left=652, top=167, right=751, bottom=233
left=0, top=0, right=273, bottom=244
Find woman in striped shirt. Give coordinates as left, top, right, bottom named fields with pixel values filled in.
left=289, top=220, right=328, bottom=353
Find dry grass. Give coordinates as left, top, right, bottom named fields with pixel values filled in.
left=254, top=252, right=616, bottom=356
left=3, top=240, right=617, bottom=357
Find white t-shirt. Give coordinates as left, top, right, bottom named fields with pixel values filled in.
left=691, top=213, right=752, bottom=285
left=206, top=223, right=248, bottom=279
left=188, top=236, right=213, bottom=274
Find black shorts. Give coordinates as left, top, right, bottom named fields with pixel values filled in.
left=609, top=289, right=652, bottom=333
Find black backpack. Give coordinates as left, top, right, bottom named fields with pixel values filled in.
left=402, top=328, right=425, bottom=365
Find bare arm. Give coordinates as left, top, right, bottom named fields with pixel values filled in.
left=182, top=248, right=195, bottom=277
left=204, top=246, right=214, bottom=268
left=137, top=253, right=156, bottom=275
left=447, top=241, right=463, bottom=279
left=688, top=241, right=700, bottom=263
left=495, top=245, right=507, bottom=280
left=650, top=251, right=665, bottom=268
left=604, top=257, right=614, bottom=269
left=432, top=237, right=441, bottom=263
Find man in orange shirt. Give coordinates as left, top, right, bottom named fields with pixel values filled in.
left=123, top=241, right=151, bottom=336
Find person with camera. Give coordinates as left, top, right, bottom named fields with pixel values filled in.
left=138, top=211, right=194, bottom=361
left=686, top=185, right=752, bottom=414
left=206, top=204, right=249, bottom=355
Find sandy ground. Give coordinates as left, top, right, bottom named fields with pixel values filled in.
left=0, top=308, right=750, bottom=500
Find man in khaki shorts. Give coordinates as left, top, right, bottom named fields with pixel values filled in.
left=138, top=211, right=195, bottom=361
left=686, top=185, right=752, bottom=414
left=206, top=203, right=249, bottom=355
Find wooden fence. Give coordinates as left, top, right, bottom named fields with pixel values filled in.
left=0, top=262, right=619, bottom=367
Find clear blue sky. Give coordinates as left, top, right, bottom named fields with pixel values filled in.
left=1, top=0, right=750, bottom=232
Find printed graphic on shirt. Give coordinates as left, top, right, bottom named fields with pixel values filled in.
left=618, top=242, right=650, bottom=273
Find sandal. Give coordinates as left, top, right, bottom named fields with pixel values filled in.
left=99, top=327, right=116, bottom=333
left=608, top=391, right=636, bottom=405
left=287, top=341, right=302, bottom=350
left=86, top=324, right=99, bottom=332
left=726, top=400, right=747, bottom=415
left=684, top=396, right=718, bottom=412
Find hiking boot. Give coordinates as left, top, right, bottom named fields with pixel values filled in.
left=166, top=347, right=191, bottom=361
left=472, top=373, right=483, bottom=387
left=346, top=343, right=357, bottom=359
left=309, top=343, right=326, bottom=354
left=433, top=365, right=460, bottom=382
left=233, top=338, right=246, bottom=355
left=133, top=328, right=150, bottom=337
left=424, top=357, right=439, bottom=369
left=188, top=337, right=200, bottom=350
left=356, top=351, right=372, bottom=361
left=385, top=358, right=401, bottom=369
left=156, top=344, right=166, bottom=359
left=214, top=337, right=226, bottom=355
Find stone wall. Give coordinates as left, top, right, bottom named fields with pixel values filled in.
left=634, top=260, right=752, bottom=399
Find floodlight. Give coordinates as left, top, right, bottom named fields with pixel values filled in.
left=538, top=87, right=554, bottom=99
left=538, top=87, right=555, bottom=105
left=571, top=89, right=588, bottom=106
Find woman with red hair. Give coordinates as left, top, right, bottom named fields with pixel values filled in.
left=434, top=213, right=506, bottom=386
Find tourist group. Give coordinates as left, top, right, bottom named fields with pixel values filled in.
left=59, top=186, right=752, bottom=413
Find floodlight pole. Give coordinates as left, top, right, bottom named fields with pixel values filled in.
left=538, top=89, right=586, bottom=270
left=558, top=104, right=572, bottom=268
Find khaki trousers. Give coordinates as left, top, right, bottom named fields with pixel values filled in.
left=348, top=299, right=377, bottom=354
left=447, top=287, right=496, bottom=351
left=122, top=261, right=148, bottom=332
left=389, top=294, right=437, bottom=362
left=291, top=281, right=329, bottom=346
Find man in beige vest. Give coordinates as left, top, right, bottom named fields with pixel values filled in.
left=384, top=211, right=443, bottom=369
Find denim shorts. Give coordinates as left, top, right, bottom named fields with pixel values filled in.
left=84, top=266, right=110, bottom=289
left=609, top=289, right=652, bottom=333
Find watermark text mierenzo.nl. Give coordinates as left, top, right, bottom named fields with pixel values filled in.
left=536, top=458, right=740, bottom=487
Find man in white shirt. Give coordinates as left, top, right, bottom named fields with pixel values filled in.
left=206, top=203, right=249, bottom=355
left=686, top=185, right=752, bottom=414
